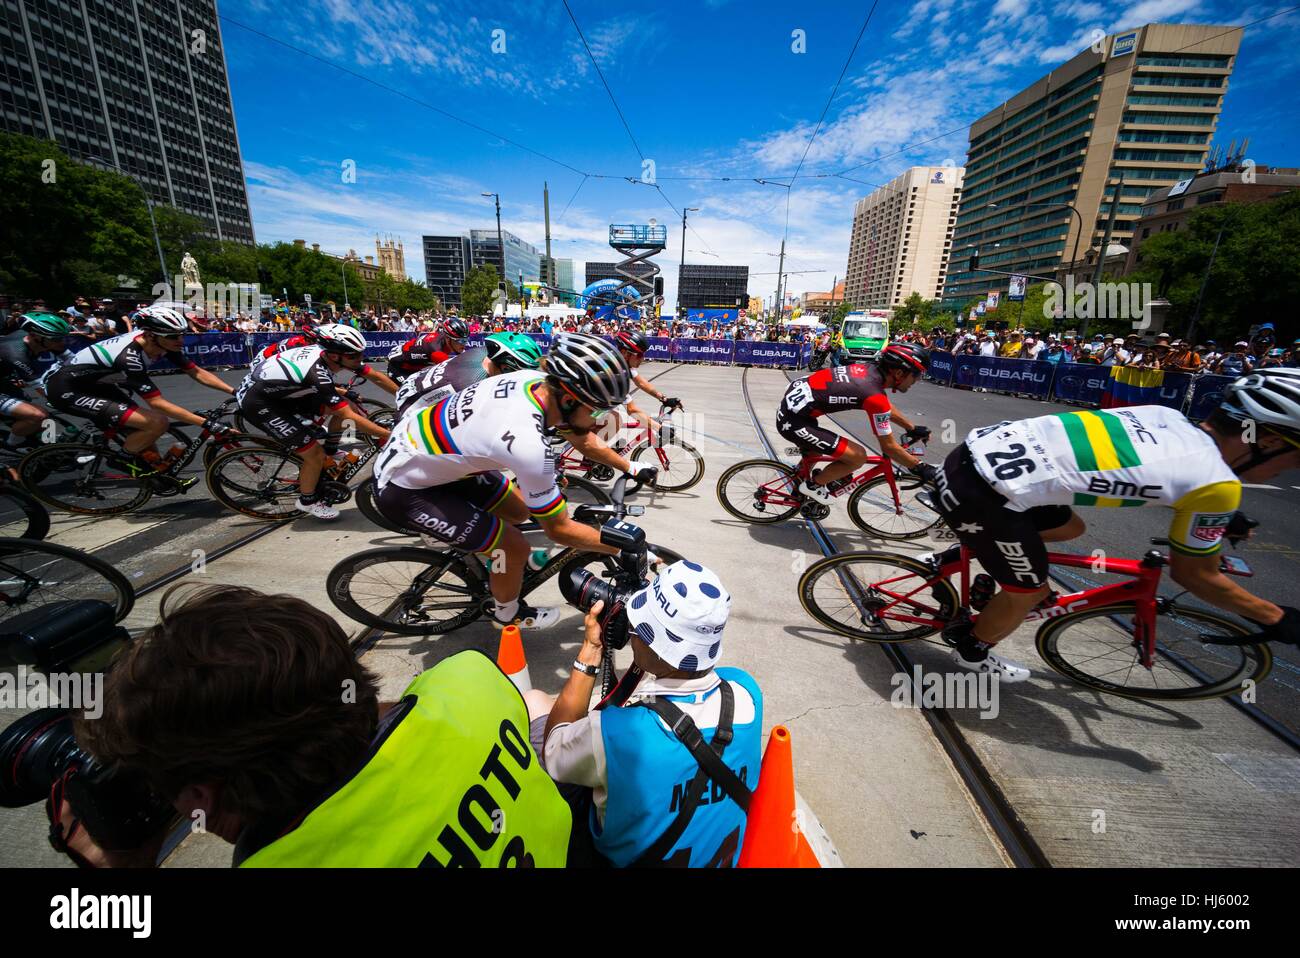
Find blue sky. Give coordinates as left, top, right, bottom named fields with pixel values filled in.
left=218, top=0, right=1300, bottom=308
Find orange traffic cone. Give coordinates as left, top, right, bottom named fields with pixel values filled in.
left=496, top=623, right=531, bottom=693
left=738, top=725, right=821, bottom=868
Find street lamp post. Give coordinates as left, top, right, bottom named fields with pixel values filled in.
left=989, top=199, right=1085, bottom=283
left=482, top=192, right=505, bottom=305
left=680, top=207, right=698, bottom=321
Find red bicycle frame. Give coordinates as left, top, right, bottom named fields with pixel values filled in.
left=754, top=452, right=903, bottom=511
left=864, top=546, right=1166, bottom=668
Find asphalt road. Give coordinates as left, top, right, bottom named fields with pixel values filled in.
left=798, top=372, right=1300, bottom=737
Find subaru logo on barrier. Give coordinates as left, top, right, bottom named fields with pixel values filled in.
left=188, top=342, right=245, bottom=354
left=978, top=367, right=1047, bottom=384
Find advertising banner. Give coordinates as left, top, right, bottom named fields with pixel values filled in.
left=1050, top=362, right=1112, bottom=406
left=734, top=340, right=802, bottom=367
left=180, top=333, right=249, bottom=368
left=926, top=350, right=956, bottom=385
left=1185, top=374, right=1237, bottom=421
left=362, top=331, right=408, bottom=360
left=645, top=336, right=673, bottom=361
left=673, top=339, right=736, bottom=364
left=953, top=354, right=1055, bottom=397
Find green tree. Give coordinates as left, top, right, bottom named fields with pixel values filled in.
left=0, top=133, right=153, bottom=301
left=459, top=265, right=518, bottom=316
left=1127, top=192, right=1300, bottom=342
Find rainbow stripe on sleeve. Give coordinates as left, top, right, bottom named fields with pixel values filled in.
left=408, top=398, right=460, bottom=455
left=528, top=490, right=566, bottom=520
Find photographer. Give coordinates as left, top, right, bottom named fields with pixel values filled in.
left=52, top=585, right=573, bottom=867
left=542, top=561, right=762, bottom=867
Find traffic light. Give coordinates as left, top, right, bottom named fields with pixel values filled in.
left=654, top=275, right=664, bottom=297
left=968, top=249, right=980, bottom=271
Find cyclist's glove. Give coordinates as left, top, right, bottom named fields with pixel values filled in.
left=629, top=465, right=658, bottom=486
left=1253, top=606, right=1300, bottom=646
left=903, top=426, right=932, bottom=444
left=909, top=462, right=940, bottom=484
left=662, top=397, right=683, bottom=412
left=1226, top=510, right=1258, bottom=546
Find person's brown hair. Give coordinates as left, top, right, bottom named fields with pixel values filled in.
left=75, top=585, right=379, bottom=822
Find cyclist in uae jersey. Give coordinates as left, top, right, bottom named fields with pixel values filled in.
left=45, top=306, right=234, bottom=471
left=373, top=334, right=643, bottom=630
left=256, top=326, right=399, bottom=397
left=386, top=318, right=469, bottom=382
left=777, top=343, right=933, bottom=503
left=935, top=375, right=1300, bottom=681
left=236, top=324, right=391, bottom=520
left=1, top=313, right=74, bottom=452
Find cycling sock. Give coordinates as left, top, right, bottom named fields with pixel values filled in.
left=324, top=431, right=342, bottom=456
left=493, top=598, right=520, bottom=624
left=299, top=490, right=320, bottom=504
left=956, top=636, right=991, bottom=661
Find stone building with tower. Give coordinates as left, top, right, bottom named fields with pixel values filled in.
left=376, top=236, right=406, bottom=280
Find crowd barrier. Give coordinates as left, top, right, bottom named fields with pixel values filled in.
left=925, top=350, right=1239, bottom=421
left=68, top=331, right=813, bottom=371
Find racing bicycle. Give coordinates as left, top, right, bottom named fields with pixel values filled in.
left=0, top=537, right=133, bottom=629
left=556, top=402, right=705, bottom=493
left=327, top=477, right=683, bottom=665
left=16, top=400, right=280, bottom=517
left=797, top=521, right=1272, bottom=701
left=716, top=438, right=940, bottom=540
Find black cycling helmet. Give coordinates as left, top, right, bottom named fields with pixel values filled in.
left=442, top=317, right=469, bottom=341
left=545, top=333, right=631, bottom=411
left=613, top=329, right=648, bottom=355
left=877, top=342, right=929, bottom=376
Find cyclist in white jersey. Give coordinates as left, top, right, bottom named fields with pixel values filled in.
left=373, top=334, right=647, bottom=629
left=933, top=370, right=1300, bottom=680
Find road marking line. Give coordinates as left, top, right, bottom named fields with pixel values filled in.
left=1241, top=483, right=1281, bottom=490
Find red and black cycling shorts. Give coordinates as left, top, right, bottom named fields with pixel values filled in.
left=775, top=405, right=848, bottom=459
left=932, top=444, right=1073, bottom=592
left=374, top=472, right=516, bottom=553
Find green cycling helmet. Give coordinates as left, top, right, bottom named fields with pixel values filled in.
left=485, top=332, right=544, bottom=372
left=21, top=312, right=71, bottom=337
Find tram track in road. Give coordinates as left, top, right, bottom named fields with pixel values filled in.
left=739, top=367, right=1049, bottom=869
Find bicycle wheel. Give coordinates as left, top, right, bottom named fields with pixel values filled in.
left=716, top=459, right=800, bottom=523
left=328, top=547, right=484, bottom=635
left=847, top=473, right=943, bottom=541
left=0, top=538, right=133, bottom=626
left=798, top=551, right=958, bottom=642
left=18, top=444, right=152, bottom=516
left=201, top=434, right=284, bottom=471
left=205, top=447, right=304, bottom=520
left=1035, top=603, right=1271, bottom=701
left=627, top=438, right=705, bottom=493
left=560, top=475, right=612, bottom=510
left=0, top=485, right=50, bottom=540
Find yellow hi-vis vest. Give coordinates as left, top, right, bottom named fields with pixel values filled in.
left=241, top=650, right=572, bottom=867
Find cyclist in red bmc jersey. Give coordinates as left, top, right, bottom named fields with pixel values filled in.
left=386, top=318, right=469, bottom=382
left=777, top=343, right=933, bottom=503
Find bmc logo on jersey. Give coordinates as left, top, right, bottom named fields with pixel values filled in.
left=1084, top=476, right=1161, bottom=500
left=1192, top=512, right=1233, bottom=542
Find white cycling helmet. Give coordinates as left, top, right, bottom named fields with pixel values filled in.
left=136, top=305, right=190, bottom=334
left=1220, top=367, right=1300, bottom=443
left=315, top=323, right=367, bottom=354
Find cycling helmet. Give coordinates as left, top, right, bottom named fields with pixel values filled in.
left=613, top=329, right=648, bottom=355
left=545, top=333, right=631, bottom=410
left=1219, top=367, right=1300, bottom=443
left=442, top=317, right=469, bottom=341
left=20, top=313, right=70, bottom=337
left=296, top=324, right=321, bottom=345
left=314, top=323, right=367, bottom=354
left=485, top=332, right=543, bottom=372
left=136, top=305, right=190, bottom=335
left=877, top=342, right=930, bottom=375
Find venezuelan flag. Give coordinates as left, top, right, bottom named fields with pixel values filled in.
left=1100, top=365, right=1165, bottom=409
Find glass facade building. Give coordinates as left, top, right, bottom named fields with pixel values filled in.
left=0, top=0, right=254, bottom=243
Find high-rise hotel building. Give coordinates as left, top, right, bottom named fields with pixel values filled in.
left=844, top=165, right=964, bottom=309
left=0, top=0, right=254, bottom=243
left=943, top=23, right=1241, bottom=306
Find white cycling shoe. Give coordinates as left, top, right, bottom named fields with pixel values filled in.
left=295, top=498, right=340, bottom=520
left=495, top=605, right=563, bottom=630
left=799, top=478, right=834, bottom=504
left=952, top=648, right=1032, bottom=683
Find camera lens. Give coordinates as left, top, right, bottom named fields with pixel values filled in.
left=559, top=567, right=617, bottom=613
left=0, top=708, right=91, bottom=808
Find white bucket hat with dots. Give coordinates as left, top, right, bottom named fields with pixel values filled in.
left=626, top=561, right=731, bottom=672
